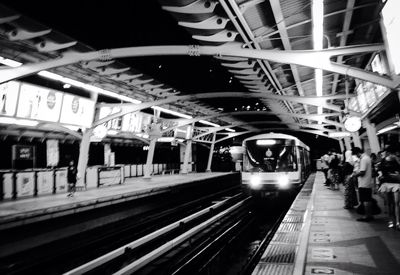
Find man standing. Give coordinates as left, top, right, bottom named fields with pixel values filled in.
left=352, top=147, right=374, bottom=222
left=321, top=151, right=331, bottom=186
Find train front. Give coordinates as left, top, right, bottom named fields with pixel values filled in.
left=241, top=138, right=302, bottom=196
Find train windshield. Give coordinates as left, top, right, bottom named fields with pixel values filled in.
left=244, top=139, right=298, bottom=172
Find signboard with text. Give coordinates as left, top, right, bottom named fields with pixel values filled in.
left=13, top=145, right=35, bottom=160
left=17, top=83, right=63, bottom=122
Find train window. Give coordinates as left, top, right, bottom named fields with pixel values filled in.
left=245, top=139, right=298, bottom=172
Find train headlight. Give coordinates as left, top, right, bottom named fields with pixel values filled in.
left=250, top=175, right=261, bottom=189
left=278, top=175, right=289, bottom=189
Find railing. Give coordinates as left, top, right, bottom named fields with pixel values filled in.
left=0, top=162, right=181, bottom=201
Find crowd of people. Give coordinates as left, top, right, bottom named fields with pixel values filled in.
left=320, top=143, right=400, bottom=229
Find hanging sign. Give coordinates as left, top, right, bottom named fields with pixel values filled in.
left=12, top=145, right=35, bottom=160
left=0, top=81, right=20, bottom=117
left=17, top=83, right=63, bottom=122
left=60, top=94, right=95, bottom=127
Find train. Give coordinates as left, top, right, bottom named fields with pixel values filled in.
left=240, top=133, right=311, bottom=196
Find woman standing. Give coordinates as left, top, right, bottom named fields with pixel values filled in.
left=343, top=150, right=358, bottom=209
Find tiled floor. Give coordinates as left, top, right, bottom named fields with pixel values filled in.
left=304, top=172, right=400, bottom=275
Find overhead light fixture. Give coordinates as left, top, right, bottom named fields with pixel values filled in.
left=152, top=106, right=192, bottom=119
left=158, top=137, right=174, bottom=142
left=225, top=128, right=235, bottom=132
left=62, top=124, right=82, bottom=131
left=107, top=130, right=119, bottom=135
left=256, top=139, right=276, bottom=145
left=328, top=132, right=351, bottom=138
left=0, top=56, right=22, bottom=67
left=377, top=124, right=399, bottom=135
left=344, top=116, right=362, bottom=132
left=38, top=71, right=142, bottom=104
left=199, top=120, right=220, bottom=127
left=312, top=0, right=324, bottom=121
left=0, top=117, right=39, bottom=126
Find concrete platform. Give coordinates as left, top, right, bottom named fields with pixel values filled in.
left=303, top=172, right=400, bottom=275
left=253, top=172, right=400, bottom=275
left=0, top=172, right=234, bottom=230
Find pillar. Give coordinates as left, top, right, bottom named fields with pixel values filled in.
left=351, top=131, right=362, bottom=148
left=181, top=123, right=194, bottom=174
left=143, top=137, right=157, bottom=179
left=77, top=91, right=98, bottom=188
left=181, top=139, right=192, bottom=174
left=344, top=137, right=352, bottom=150
left=338, top=139, right=344, bottom=153
left=77, top=128, right=93, bottom=188
left=104, top=143, right=111, bottom=166
left=206, top=133, right=216, bottom=172
left=364, top=119, right=380, bottom=154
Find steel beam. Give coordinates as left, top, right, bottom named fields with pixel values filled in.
left=0, top=44, right=394, bottom=89
left=95, top=91, right=358, bottom=127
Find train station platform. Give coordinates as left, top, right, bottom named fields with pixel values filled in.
left=253, top=172, right=400, bottom=275
left=0, top=172, right=234, bottom=230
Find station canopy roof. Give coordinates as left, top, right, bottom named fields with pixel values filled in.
left=0, top=0, right=395, bottom=144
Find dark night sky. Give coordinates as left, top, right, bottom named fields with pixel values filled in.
left=0, top=0, right=340, bottom=154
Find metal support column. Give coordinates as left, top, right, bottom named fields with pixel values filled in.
left=143, top=137, right=157, bottom=179
left=364, top=119, right=380, bottom=154
left=77, top=128, right=93, bottom=188
left=206, top=133, right=216, bottom=172
left=339, top=139, right=344, bottom=153
left=344, top=137, right=352, bottom=150
left=181, top=124, right=194, bottom=174
left=351, top=132, right=362, bottom=148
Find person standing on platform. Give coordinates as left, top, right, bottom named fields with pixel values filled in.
left=328, top=152, right=340, bottom=190
left=67, top=160, right=78, bottom=197
left=378, top=144, right=400, bottom=229
left=343, top=150, right=358, bottom=209
left=321, top=151, right=331, bottom=186
left=352, top=147, right=374, bottom=222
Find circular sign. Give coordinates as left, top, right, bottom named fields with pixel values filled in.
left=71, top=97, right=80, bottom=114
left=266, top=148, right=272, bottom=157
left=47, top=91, right=56, bottom=109
left=344, top=116, right=362, bottom=132
left=93, top=125, right=108, bottom=139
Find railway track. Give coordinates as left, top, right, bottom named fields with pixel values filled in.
left=0, top=186, right=241, bottom=274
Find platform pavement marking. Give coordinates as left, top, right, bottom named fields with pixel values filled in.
left=311, top=247, right=334, bottom=260
left=309, top=267, right=335, bottom=274
left=312, top=233, right=330, bottom=237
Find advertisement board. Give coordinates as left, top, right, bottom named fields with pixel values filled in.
left=60, top=94, right=95, bottom=128
left=99, top=106, right=122, bottom=130
left=17, top=83, right=63, bottom=122
left=121, top=112, right=152, bottom=133
left=0, top=81, right=20, bottom=117
left=37, top=171, right=54, bottom=195
left=46, top=139, right=59, bottom=167
left=55, top=169, right=68, bottom=193
left=16, top=172, right=35, bottom=197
